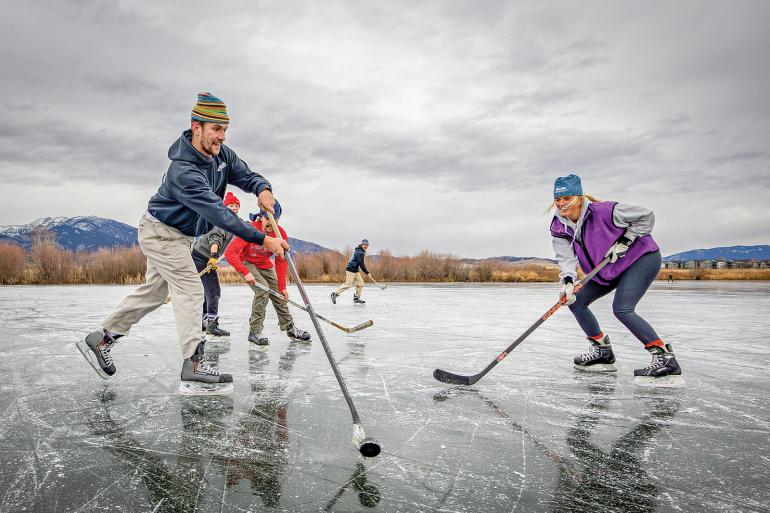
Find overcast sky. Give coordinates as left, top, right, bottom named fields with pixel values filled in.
left=1, top=0, right=768, bottom=258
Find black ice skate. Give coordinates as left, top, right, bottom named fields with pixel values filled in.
left=330, top=291, right=338, bottom=304
left=286, top=323, right=311, bottom=342
left=205, top=320, right=230, bottom=337
left=353, top=295, right=366, bottom=304
left=178, top=342, right=233, bottom=396
left=574, top=335, right=617, bottom=372
left=634, top=343, right=685, bottom=388
left=248, top=331, right=269, bottom=347
left=76, top=330, right=120, bottom=379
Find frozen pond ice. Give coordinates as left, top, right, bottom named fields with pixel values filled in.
left=0, top=281, right=768, bottom=512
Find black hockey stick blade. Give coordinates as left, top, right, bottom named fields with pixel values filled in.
left=433, top=368, right=478, bottom=386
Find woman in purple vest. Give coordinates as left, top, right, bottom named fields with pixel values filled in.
left=550, top=174, right=682, bottom=385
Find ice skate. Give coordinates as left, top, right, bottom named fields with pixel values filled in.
left=634, top=343, right=685, bottom=388
left=205, top=319, right=230, bottom=337
left=574, top=335, right=617, bottom=372
left=353, top=295, right=366, bottom=304
left=248, top=331, right=269, bottom=348
left=330, top=291, right=338, bottom=304
left=178, top=346, right=233, bottom=396
left=286, top=322, right=311, bottom=342
left=76, top=330, right=120, bottom=379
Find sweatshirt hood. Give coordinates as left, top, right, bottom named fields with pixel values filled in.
left=167, top=129, right=214, bottom=166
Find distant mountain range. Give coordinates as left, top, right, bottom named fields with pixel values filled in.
left=662, top=245, right=770, bottom=262
left=0, top=216, right=138, bottom=252
left=0, top=216, right=333, bottom=254
left=2, top=217, right=766, bottom=263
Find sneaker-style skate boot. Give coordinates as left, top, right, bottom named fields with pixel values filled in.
left=353, top=295, right=366, bottom=304
left=574, top=335, right=617, bottom=372
left=76, top=330, right=121, bottom=379
left=330, top=291, right=338, bottom=304
left=634, top=343, right=684, bottom=387
left=286, top=322, right=311, bottom=342
left=178, top=342, right=233, bottom=396
left=248, top=331, right=269, bottom=348
left=206, top=319, right=230, bottom=337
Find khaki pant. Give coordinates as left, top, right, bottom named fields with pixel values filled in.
left=245, top=263, right=293, bottom=334
left=103, top=215, right=203, bottom=359
left=335, top=271, right=365, bottom=297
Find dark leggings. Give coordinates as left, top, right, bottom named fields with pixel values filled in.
left=568, top=251, right=662, bottom=345
left=192, top=250, right=221, bottom=322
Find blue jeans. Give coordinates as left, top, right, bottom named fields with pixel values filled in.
left=568, top=251, right=662, bottom=345
left=192, top=250, right=221, bottom=323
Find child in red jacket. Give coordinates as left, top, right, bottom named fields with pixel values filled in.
left=224, top=201, right=311, bottom=346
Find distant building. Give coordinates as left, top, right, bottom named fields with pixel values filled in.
left=663, top=258, right=770, bottom=270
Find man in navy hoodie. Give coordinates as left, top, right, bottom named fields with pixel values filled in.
left=77, top=92, right=288, bottom=394
left=331, top=239, right=371, bottom=304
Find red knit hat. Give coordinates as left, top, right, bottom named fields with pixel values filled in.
left=224, top=192, right=240, bottom=207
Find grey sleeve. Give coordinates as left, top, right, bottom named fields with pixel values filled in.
left=612, top=203, right=655, bottom=241
left=552, top=237, right=578, bottom=282
left=208, top=227, right=226, bottom=250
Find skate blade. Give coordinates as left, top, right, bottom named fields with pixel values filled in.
left=634, top=375, right=685, bottom=388
left=177, top=382, right=234, bottom=396
left=75, top=337, right=111, bottom=380
left=574, top=363, right=617, bottom=373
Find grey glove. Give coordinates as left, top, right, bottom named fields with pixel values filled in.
left=605, top=236, right=633, bottom=263
left=560, top=277, right=576, bottom=305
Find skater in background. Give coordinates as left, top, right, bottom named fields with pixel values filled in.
left=192, top=191, right=241, bottom=337
left=224, top=200, right=311, bottom=347
left=77, top=92, right=288, bottom=392
left=550, top=174, right=682, bottom=384
left=331, top=239, right=370, bottom=304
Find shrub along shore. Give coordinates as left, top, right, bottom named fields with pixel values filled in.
left=1, top=242, right=768, bottom=285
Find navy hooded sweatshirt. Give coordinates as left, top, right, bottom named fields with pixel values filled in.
left=345, top=245, right=369, bottom=274
left=147, top=130, right=270, bottom=245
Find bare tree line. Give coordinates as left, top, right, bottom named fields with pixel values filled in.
left=1, top=238, right=767, bottom=286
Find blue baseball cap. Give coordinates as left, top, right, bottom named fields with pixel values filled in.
left=249, top=199, right=282, bottom=222
left=553, top=174, right=583, bottom=198
left=361, top=239, right=369, bottom=245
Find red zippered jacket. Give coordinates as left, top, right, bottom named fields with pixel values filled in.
left=224, top=220, right=288, bottom=291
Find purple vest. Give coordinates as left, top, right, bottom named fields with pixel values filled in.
left=550, top=201, right=659, bottom=286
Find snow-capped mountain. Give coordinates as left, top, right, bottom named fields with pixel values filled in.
left=0, top=216, right=139, bottom=252
left=0, top=216, right=333, bottom=254
left=663, top=245, right=770, bottom=261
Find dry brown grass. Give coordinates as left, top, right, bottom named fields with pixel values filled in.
left=0, top=242, right=146, bottom=284
left=658, top=268, right=770, bottom=281
left=0, top=243, right=26, bottom=284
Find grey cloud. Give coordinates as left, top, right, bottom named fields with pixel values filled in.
left=2, top=0, right=769, bottom=251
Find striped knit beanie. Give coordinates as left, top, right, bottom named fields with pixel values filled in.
left=191, top=92, right=229, bottom=124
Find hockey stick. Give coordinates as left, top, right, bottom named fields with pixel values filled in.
left=433, top=257, right=611, bottom=386
left=367, top=274, right=387, bottom=290
left=198, top=254, right=226, bottom=276
left=267, top=212, right=381, bottom=457
left=245, top=279, right=373, bottom=333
